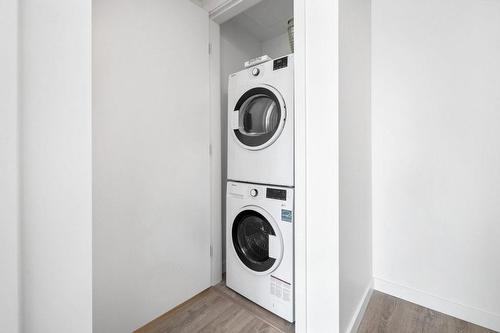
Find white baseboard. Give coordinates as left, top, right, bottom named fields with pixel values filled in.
left=374, top=277, right=500, bottom=332
left=345, top=280, right=374, bottom=333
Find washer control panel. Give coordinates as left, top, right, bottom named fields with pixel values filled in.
left=228, top=182, right=290, bottom=202
left=266, top=188, right=287, bottom=201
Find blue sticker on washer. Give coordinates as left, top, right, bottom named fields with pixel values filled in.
left=281, top=209, right=293, bottom=222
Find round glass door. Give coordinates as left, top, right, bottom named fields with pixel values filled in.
left=233, top=87, right=285, bottom=150
left=232, top=209, right=278, bottom=272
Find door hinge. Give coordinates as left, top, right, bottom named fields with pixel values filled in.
left=208, top=43, right=212, bottom=55
left=210, top=245, right=213, bottom=257
left=209, top=144, right=213, bottom=156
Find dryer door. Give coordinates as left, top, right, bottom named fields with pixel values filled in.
left=231, top=207, right=283, bottom=274
left=231, top=85, right=286, bottom=150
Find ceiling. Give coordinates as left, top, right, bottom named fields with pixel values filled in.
left=225, top=0, right=293, bottom=41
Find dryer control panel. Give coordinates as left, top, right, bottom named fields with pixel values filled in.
left=273, top=56, right=288, bottom=70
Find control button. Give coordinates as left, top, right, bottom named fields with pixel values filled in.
left=250, top=189, right=258, bottom=197
left=251, top=68, right=260, bottom=76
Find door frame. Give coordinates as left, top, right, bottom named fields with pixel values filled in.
left=293, top=0, right=307, bottom=331
left=209, top=19, right=223, bottom=286
left=294, top=1, right=341, bottom=332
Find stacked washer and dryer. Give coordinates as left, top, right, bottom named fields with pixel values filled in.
left=226, top=54, right=295, bottom=322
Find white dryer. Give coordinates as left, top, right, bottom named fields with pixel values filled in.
left=226, top=181, right=294, bottom=322
left=227, top=55, right=294, bottom=187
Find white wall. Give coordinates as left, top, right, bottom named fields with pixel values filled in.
left=220, top=19, right=263, bottom=269
left=0, top=0, right=19, bottom=332
left=19, top=0, right=93, bottom=332
left=93, top=1, right=211, bottom=332
left=372, top=0, right=500, bottom=331
left=262, top=32, right=291, bottom=59
left=339, top=0, right=372, bottom=331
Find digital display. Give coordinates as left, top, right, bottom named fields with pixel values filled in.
left=266, top=188, right=287, bottom=201
left=273, top=56, right=288, bottom=70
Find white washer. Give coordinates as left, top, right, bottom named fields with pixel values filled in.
left=226, top=181, right=294, bottom=322
left=227, top=55, right=294, bottom=187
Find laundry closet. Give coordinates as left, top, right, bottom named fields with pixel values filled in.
left=216, top=1, right=295, bottom=321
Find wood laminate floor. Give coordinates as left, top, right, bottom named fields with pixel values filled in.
left=358, top=291, right=495, bottom=333
left=135, top=281, right=294, bottom=333
left=136, top=285, right=495, bottom=333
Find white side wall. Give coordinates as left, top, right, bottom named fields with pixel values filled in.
left=220, top=19, right=263, bottom=269
left=262, top=33, right=291, bottom=59
left=0, top=0, right=19, bottom=332
left=19, top=1, right=93, bottom=332
left=339, top=0, right=372, bottom=331
left=93, top=1, right=211, bottom=332
left=373, top=0, right=500, bottom=331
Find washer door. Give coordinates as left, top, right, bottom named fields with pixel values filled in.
left=231, top=85, right=286, bottom=150
left=231, top=207, right=283, bottom=274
